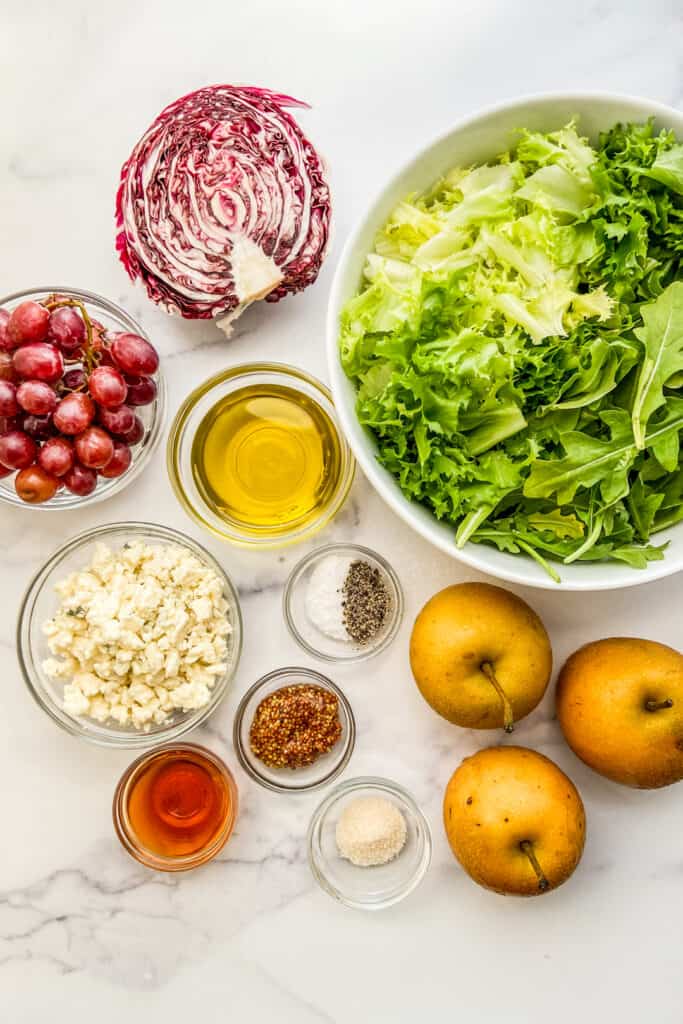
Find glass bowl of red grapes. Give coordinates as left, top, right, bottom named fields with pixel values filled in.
left=0, top=287, right=165, bottom=507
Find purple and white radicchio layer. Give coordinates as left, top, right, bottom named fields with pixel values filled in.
left=115, top=85, right=332, bottom=334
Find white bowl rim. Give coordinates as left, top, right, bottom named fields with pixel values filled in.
left=327, top=90, right=683, bottom=591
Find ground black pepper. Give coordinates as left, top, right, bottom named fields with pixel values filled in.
left=342, top=559, right=390, bottom=645
left=249, top=684, right=342, bottom=769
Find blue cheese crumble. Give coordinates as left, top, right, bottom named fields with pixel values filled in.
left=42, top=541, right=232, bottom=729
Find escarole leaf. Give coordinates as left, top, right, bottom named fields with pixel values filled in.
left=632, top=283, right=683, bottom=448
left=645, top=143, right=683, bottom=195
left=461, top=401, right=527, bottom=455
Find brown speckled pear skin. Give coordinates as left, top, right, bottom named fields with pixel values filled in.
left=409, top=583, right=552, bottom=730
left=443, top=746, right=586, bottom=897
left=557, top=638, right=683, bottom=789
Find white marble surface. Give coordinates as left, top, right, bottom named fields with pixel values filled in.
left=2, top=1, right=683, bottom=1020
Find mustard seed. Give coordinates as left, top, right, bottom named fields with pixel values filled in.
left=249, top=684, right=342, bottom=769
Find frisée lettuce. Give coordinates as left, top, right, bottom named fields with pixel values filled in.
left=340, top=121, right=683, bottom=580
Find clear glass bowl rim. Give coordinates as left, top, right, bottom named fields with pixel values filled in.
left=282, top=542, right=405, bottom=663
left=112, top=741, right=239, bottom=871
left=232, top=666, right=356, bottom=793
left=0, top=286, right=166, bottom=510
left=166, top=361, right=355, bottom=548
left=307, top=775, right=433, bottom=910
left=16, top=520, right=243, bottom=748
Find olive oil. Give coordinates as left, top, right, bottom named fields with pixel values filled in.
left=191, top=383, right=343, bottom=536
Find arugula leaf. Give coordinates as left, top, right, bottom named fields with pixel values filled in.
left=524, top=409, right=634, bottom=504
left=527, top=509, right=585, bottom=539
left=632, top=283, right=683, bottom=447
left=610, top=543, right=667, bottom=568
left=525, top=398, right=683, bottom=504
left=627, top=476, right=665, bottom=540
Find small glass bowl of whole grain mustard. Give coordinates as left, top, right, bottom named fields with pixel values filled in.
left=113, top=743, right=239, bottom=871
left=233, top=667, right=356, bottom=793
left=167, top=363, right=355, bottom=548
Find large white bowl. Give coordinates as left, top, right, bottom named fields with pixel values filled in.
left=327, top=92, right=683, bottom=591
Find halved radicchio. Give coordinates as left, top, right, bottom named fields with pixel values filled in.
left=115, top=85, right=331, bottom=334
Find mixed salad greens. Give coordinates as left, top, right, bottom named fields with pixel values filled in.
left=340, top=120, right=683, bottom=580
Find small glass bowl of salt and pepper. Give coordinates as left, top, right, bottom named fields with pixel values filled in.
left=283, top=543, right=404, bottom=662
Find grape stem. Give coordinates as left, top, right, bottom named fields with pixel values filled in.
left=44, top=295, right=98, bottom=373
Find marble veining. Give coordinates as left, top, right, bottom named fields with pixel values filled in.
left=2, top=0, right=683, bottom=1021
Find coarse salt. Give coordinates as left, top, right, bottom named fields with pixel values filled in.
left=304, top=554, right=352, bottom=642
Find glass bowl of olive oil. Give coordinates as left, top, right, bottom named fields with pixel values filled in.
left=167, top=363, right=355, bottom=547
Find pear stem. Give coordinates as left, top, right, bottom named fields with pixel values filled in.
left=645, top=698, right=673, bottom=712
left=519, top=840, right=549, bottom=892
left=481, top=661, right=514, bottom=733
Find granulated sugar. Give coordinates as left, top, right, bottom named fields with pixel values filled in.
left=336, top=796, right=407, bottom=867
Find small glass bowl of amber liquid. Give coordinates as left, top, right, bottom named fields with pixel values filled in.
left=113, top=743, right=239, bottom=871
left=167, top=363, right=355, bottom=547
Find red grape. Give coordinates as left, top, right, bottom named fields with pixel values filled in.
left=91, top=318, right=107, bottom=339
left=125, top=375, right=157, bottom=406
left=63, top=461, right=97, bottom=496
left=16, top=380, right=57, bottom=416
left=62, top=368, right=87, bottom=391
left=0, top=381, right=19, bottom=417
left=97, top=403, right=135, bottom=436
left=89, top=365, right=127, bottom=408
left=99, top=440, right=132, bottom=478
left=39, top=436, right=74, bottom=477
left=119, top=415, right=145, bottom=446
left=47, top=307, right=86, bottom=355
left=91, top=323, right=113, bottom=360
left=0, top=309, right=10, bottom=352
left=75, top=426, right=114, bottom=469
left=0, top=414, right=21, bottom=434
left=22, top=414, right=55, bottom=440
left=54, top=392, right=95, bottom=434
left=15, top=465, right=59, bottom=504
left=0, top=463, right=11, bottom=479
left=111, top=333, right=159, bottom=376
left=7, top=301, right=50, bottom=347
left=96, top=346, right=116, bottom=368
left=0, top=351, right=16, bottom=382
left=13, top=342, right=64, bottom=382
left=0, top=430, right=37, bottom=470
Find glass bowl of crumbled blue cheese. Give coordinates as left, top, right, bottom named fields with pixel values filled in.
left=17, top=522, right=242, bottom=747
left=283, top=543, right=403, bottom=662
